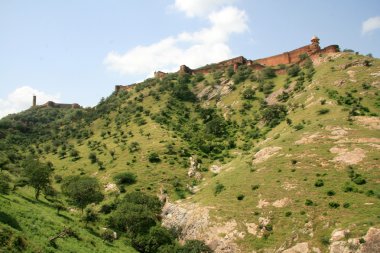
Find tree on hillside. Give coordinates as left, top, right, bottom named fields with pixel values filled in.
left=61, top=175, right=104, bottom=212
left=23, top=157, right=53, bottom=200
left=262, top=104, right=288, bottom=128
left=108, top=192, right=162, bottom=236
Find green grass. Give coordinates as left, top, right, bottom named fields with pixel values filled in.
left=1, top=52, right=379, bottom=252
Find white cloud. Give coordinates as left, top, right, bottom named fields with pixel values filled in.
left=362, top=16, right=380, bottom=34
left=0, top=86, right=60, bottom=119
left=173, top=0, right=238, bottom=17
left=104, top=6, right=248, bottom=77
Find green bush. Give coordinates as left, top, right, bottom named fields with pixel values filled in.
left=148, top=152, right=161, bottom=163
left=318, top=108, right=330, bottom=115
left=305, top=199, right=314, bottom=206
left=329, top=202, right=340, bottom=208
left=262, top=104, right=287, bottom=128
left=293, top=123, right=304, bottom=131
left=61, top=175, right=104, bottom=212
left=242, top=88, right=255, bottom=100
left=327, top=190, right=336, bottom=196
left=314, top=179, right=324, bottom=187
left=251, top=184, right=260, bottom=191
left=214, top=182, right=225, bottom=196
left=113, top=172, right=137, bottom=186
left=0, top=173, right=10, bottom=194
left=237, top=194, right=245, bottom=200
left=287, top=64, right=301, bottom=77
left=88, top=152, right=97, bottom=163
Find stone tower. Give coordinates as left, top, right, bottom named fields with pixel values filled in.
left=310, top=35, right=320, bottom=51
left=32, top=95, right=36, bottom=107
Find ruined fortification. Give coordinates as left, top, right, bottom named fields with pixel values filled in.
left=115, top=36, right=339, bottom=92
left=32, top=95, right=81, bottom=109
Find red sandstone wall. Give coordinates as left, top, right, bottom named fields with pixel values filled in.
left=256, top=44, right=321, bottom=67
left=287, top=45, right=314, bottom=63
left=320, top=45, right=339, bottom=54
left=256, top=52, right=290, bottom=66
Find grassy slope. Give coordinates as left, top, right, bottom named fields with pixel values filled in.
left=1, top=52, right=379, bottom=252
left=186, top=53, right=380, bottom=251
left=0, top=188, right=136, bottom=253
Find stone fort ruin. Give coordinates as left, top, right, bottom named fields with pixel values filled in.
left=115, top=36, right=339, bottom=92
left=32, top=95, right=81, bottom=109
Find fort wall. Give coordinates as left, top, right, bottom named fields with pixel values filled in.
left=114, top=37, right=340, bottom=92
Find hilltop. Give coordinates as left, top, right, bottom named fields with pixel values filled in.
left=0, top=39, right=379, bottom=253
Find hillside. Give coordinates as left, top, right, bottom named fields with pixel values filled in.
left=0, top=51, right=379, bottom=253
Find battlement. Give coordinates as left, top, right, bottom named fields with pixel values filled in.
left=115, top=36, right=339, bottom=92
left=41, top=101, right=81, bottom=109
left=32, top=96, right=81, bottom=109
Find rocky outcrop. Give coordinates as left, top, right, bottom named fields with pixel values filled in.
left=197, top=79, right=233, bottom=101
left=161, top=202, right=243, bottom=253
left=282, top=242, right=310, bottom=253
left=252, top=147, right=282, bottom=164
left=188, top=156, right=202, bottom=179
left=329, top=227, right=380, bottom=253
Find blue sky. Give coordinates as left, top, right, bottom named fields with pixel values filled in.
left=1, top=0, right=379, bottom=118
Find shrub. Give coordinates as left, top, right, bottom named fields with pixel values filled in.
left=88, top=152, right=97, bottom=164
left=329, top=202, right=340, bottom=208
left=237, top=194, right=245, bottom=200
left=314, top=179, right=324, bottom=187
left=107, top=192, right=162, bottom=236
left=327, top=190, right=336, bottom=196
left=180, top=240, right=213, bottom=253
left=262, top=67, right=276, bottom=79
left=362, top=83, right=371, bottom=90
left=262, top=104, right=288, bottom=128
left=113, top=172, right=137, bottom=186
left=61, top=175, right=104, bottom=212
left=242, top=88, right=255, bottom=100
left=343, top=203, right=350, bottom=208
left=148, top=152, right=161, bottom=163
left=293, top=123, right=304, bottom=131
left=101, top=229, right=115, bottom=243
left=318, top=108, right=330, bottom=115
left=0, top=173, right=10, bottom=194
left=285, top=211, right=292, bottom=217
left=172, top=83, right=196, bottom=102
left=305, top=199, right=314, bottom=206
left=205, top=116, right=227, bottom=137
left=129, top=142, right=140, bottom=152
left=287, top=65, right=301, bottom=77
left=352, top=176, right=366, bottom=185
left=251, top=184, right=260, bottom=191
left=214, top=182, right=225, bottom=196
left=343, top=182, right=358, bottom=192
left=321, top=236, right=330, bottom=245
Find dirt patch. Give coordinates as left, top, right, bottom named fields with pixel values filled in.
left=295, top=132, right=321, bottom=144
left=347, top=70, right=356, bottom=82
left=282, top=242, right=309, bottom=253
left=245, top=223, right=258, bottom=236
left=354, top=116, right=380, bottom=130
left=336, top=137, right=380, bottom=144
left=325, top=126, right=350, bottom=140
left=210, top=165, right=222, bottom=174
left=330, top=146, right=366, bottom=165
left=257, top=199, right=270, bottom=208
left=252, top=147, right=282, bottom=164
left=104, top=183, right=119, bottom=192
left=272, top=197, right=292, bottom=208
left=282, top=182, right=297, bottom=191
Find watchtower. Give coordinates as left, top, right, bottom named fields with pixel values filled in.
left=32, top=95, right=36, bottom=107
left=310, top=35, right=321, bottom=51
